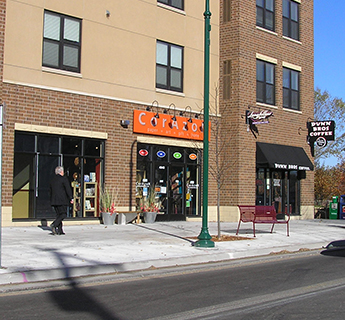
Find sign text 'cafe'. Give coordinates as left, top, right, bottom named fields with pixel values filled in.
left=133, top=110, right=207, bottom=141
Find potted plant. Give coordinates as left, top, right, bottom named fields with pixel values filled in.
left=139, top=187, right=161, bottom=223
left=99, top=186, right=117, bottom=225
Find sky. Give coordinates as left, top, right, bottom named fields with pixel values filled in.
left=314, top=1, right=345, bottom=100
left=314, top=1, right=345, bottom=166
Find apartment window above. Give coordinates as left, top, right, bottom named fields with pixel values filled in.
left=223, top=0, right=231, bottom=23
left=283, top=68, right=300, bottom=110
left=223, top=60, right=231, bottom=100
left=256, top=0, right=274, bottom=31
left=156, top=41, right=183, bottom=93
left=256, top=60, right=275, bottom=105
left=42, top=11, right=81, bottom=73
left=283, top=0, right=299, bottom=41
left=158, top=0, right=184, bottom=11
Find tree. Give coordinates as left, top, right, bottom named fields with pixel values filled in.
left=314, top=160, right=345, bottom=207
left=195, top=84, right=240, bottom=239
left=314, top=88, right=345, bottom=163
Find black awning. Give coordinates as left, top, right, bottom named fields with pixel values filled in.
left=256, top=142, right=314, bottom=171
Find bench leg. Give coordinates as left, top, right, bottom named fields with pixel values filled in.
left=287, top=222, right=289, bottom=237
left=270, top=223, right=275, bottom=234
left=236, top=220, right=241, bottom=235
left=253, top=222, right=256, bottom=237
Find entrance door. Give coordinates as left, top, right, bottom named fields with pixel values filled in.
left=35, top=154, right=60, bottom=219
left=154, top=163, right=168, bottom=215
left=185, top=165, right=200, bottom=216
left=169, top=165, right=184, bottom=218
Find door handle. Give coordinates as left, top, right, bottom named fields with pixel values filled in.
left=35, top=154, right=39, bottom=197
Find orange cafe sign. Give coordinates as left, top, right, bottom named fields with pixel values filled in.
left=133, top=110, right=206, bottom=141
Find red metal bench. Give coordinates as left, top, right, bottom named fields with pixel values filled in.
left=236, top=205, right=290, bottom=237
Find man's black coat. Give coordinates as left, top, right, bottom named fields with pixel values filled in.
left=50, top=174, right=73, bottom=206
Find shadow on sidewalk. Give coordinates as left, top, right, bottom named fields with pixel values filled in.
left=135, top=224, right=196, bottom=245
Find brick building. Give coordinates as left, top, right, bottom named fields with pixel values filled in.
left=0, top=0, right=314, bottom=226
left=219, top=0, right=314, bottom=221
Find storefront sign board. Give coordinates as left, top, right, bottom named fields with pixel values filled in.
left=133, top=110, right=207, bottom=141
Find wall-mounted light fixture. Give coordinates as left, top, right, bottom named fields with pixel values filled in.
left=120, top=120, right=130, bottom=128
left=185, top=106, right=193, bottom=123
left=169, top=103, right=177, bottom=121
left=146, top=100, right=160, bottom=118
left=195, top=108, right=204, bottom=119
left=106, top=10, right=110, bottom=17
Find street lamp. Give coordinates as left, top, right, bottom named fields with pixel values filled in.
left=195, top=0, right=214, bottom=248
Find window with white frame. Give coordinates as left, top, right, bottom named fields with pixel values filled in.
left=42, top=11, right=82, bottom=73
left=158, top=0, right=184, bottom=10
left=256, top=60, right=275, bottom=105
left=283, top=67, right=300, bottom=110
left=283, top=0, right=299, bottom=41
left=156, top=40, right=183, bottom=93
left=256, top=0, right=275, bottom=31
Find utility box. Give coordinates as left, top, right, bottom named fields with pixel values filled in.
left=339, top=195, right=345, bottom=219
left=329, top=196, right=339, bottom=219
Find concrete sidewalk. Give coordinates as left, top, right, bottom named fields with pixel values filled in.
left=0, top=219, right=344, bottom=287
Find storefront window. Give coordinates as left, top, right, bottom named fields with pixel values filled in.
left=136, top=143, right=201, bottom=220
left=289, top=171, right=300, bottom=215
left=13, top=132, right=105, bottom=220
left=255, top=168, right=301, bottom=216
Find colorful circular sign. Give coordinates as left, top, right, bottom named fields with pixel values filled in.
left=189, top=153, right=197, bottom=160
left=157, top=150, right=166, bottom=158
left=173, top=152, right=182, bottom=159
left=139, top=149, right=148, bottom=157
left=189, top=153, right=198, bottom=160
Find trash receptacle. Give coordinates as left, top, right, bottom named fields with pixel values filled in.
left=329, top=196, right=339, bottom=219
left=339, top=195, right=345, bottom=219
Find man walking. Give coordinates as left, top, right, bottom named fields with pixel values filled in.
left=50, top=166, right=73, bottom=235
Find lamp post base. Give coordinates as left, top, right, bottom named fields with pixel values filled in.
left=195, top=229, right=215, bottom=248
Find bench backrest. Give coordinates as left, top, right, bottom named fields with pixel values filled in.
left=255, top=205, right=276, bottom=217
left=238, top=205, right=255, bottom=222
left=238, top=205, right=277, bottom=222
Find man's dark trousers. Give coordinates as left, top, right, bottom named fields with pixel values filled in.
left=52, top=205, right=67, bottom=234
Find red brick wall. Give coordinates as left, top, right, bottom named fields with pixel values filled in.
left=1, top=83, right=143, bottom=208
left=219, top=0, right=314, bottom=207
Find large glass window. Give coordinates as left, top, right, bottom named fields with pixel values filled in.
left=158, top=0, right=184, bottom=10
left=283, top=67, right=300, bottom=110
left=43, top=10, right=82, bottom=73
left=13, top=132, right=104, bottom=220
left=256, top=60, right=275, bottom=105
left=283, top=0, right=299, bottom=41
left=256, top=168, right=301, bottom=215
left=256, top=0, right=274, bottom=31
left=156, top=41, right=183, bottom=93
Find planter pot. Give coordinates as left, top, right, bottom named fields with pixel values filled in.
left=143, top=211, right=157, bottom=224
left=102, top=212, right=116, bottom=225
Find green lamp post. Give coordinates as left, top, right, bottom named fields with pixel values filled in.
left=195, top=0, right=214, bottom=248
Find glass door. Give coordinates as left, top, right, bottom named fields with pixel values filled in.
left=154, top=163, right=168, bottom=215
left=169, top=165, right=184, bottom=217
left=185, top=165, right=200, bottom=216
left=35, top=154, right=61, bottom=219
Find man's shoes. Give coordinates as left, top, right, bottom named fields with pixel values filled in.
left=58, top=232, right=65, bottom=235
left=50, top=223, right=57, bottom=235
